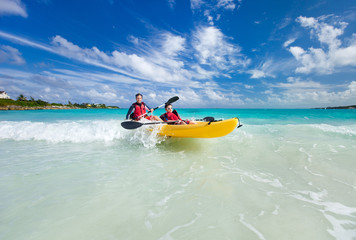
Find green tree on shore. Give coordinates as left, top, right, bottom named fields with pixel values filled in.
left=17, top=94, right=27, bottom=101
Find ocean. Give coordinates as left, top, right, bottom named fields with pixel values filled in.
left=0, top=108, right=356, bottom=240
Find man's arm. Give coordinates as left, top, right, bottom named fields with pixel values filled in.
left=126, top=105, right=134, bottom=119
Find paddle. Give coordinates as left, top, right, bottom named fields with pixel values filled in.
left=121, top=120, right=179, bottom=130
left=136, top=96, right=179, bottom=119
left=203, top=116, right=215, bottom=122
left=195, top=116, right=215, bottom=122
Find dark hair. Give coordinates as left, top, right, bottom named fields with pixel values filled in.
left=135, top=93, right=142, bottom=98
left=165, top=103, right=172, bottom=109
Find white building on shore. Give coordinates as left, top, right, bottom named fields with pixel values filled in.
left=0, top=91, right=11, bottom=99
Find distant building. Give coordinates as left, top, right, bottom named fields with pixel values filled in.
left=0, top=91, right=11, bottom=99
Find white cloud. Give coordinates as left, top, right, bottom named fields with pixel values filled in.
left=247, top=59, right=276, bottom=79
left=204, top=10, right=214, bottom=25
left=191, top=0, right=239, bottom=11
left=283, top=38, right=296, bottom=48
left=167, top=0, right=175, bottom=9
left=190, top=0, right=240, bottom=25
left=0, top=31, right=54, bottom=53
left=78, top=89, right=118, bottom=102
left=190, top=0, right=204, bottom=10
left=288, top=16, right=356, bottom=74
left=0, top=27, right=251, bottom=106
left=0, top=0, right=27, bottom=17
left=217, top=0, right=236, bottom=10
left=271, top=77, right=323, bottom=89
left=1, top=26, right=248, bottom=86
left=0, top=68, right=124, bottom=105
left=248, top=69, right=266, bottom=79
left=161, top=33, right=185, bottom=57
left=193, top=26, right=249, bottom=70
left=265, top=77, right=356, bottom=107
left=0, top=45, right=25, bottom=65
left=205, top=88, right=225, bottom=101
left=51, top=35, right=196, bottom=85
left=51, top=68, right=145, bottom=85
left=277, top=18, right=293, bottom=30
left=127, top=35, right=139, bottom=45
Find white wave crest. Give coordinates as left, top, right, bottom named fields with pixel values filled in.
left=310, top=124, right=356, bottom=136
left=0, top=120, right=164, bottom=147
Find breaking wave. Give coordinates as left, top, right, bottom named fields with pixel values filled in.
left=1, top=121, right=355, bottom=148
left=0, top=120, right=165, bottom=148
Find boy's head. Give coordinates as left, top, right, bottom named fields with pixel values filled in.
left=165, top=104, right=172, bottom=112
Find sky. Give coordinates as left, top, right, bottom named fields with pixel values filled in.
left=0, top=0, right=356, bottom=108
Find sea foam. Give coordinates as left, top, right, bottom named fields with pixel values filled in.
left=0, top=120, right=164, bottom=147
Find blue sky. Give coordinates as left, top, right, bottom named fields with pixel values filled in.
left=0, top=0, right=355, bottom=108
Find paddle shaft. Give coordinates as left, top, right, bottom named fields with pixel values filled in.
left=136, top=103, right=163, bottom=119
left=143, top=120, right=178, bottom=125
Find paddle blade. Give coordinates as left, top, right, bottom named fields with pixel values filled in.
left=203, top=116, right=215, bottom=122
left=166, top=96, right=179, bottom=104
left=121, top=121, right=143, bottom=129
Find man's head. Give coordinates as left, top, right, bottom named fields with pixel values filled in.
left=136, top=93, right=143, bottom=103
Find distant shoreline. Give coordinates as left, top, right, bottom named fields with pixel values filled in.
left=312, top=105, right=356, bottom=109
left=0, top=105, right=119, bottom=110
left=0, top=98, right=119, bottom=111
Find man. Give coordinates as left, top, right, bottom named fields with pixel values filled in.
left=126, top=93, right=161, bottom=121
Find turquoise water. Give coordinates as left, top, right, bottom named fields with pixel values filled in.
left=1, top=109, right=356, bottom=240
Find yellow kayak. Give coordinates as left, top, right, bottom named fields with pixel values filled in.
left=157, top=118, right=239, bottom=138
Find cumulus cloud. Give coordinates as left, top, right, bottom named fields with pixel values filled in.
left=205, top=88, right=225, bottom=101
left=265, top=77, right=356, bottom=107
left=0, top=26, right=250, bottom=106
left=193, top=26, right=249, bottom=70
left=77, top=88, right=118, bottom=102
left=161, top=33, right=186, bottom=57
left=0, top=0, right=27, bottom=17
left=50, top=35, right=195, bottom=85
left=0, top=27, right=248, bottom=89
left=288, top=15, right=356, bottom=74
left=0, top=45, right=25, bottom=65
left=0, top=68, right=123, bottom=105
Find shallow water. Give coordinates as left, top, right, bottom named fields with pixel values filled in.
left=0, top=109, right=356, bottom=240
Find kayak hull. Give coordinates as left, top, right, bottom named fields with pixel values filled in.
left=157, top=118, right=239, bottom=138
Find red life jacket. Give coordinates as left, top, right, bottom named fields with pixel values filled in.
left=131, top=102, right=146, bottom=120
left=160, top=110, right=182, bottom=121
